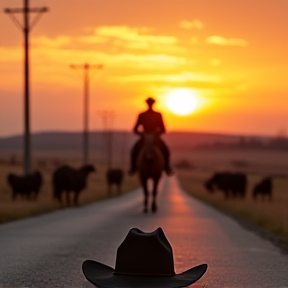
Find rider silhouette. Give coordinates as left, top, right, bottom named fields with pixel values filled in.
left=128, top=97, right=174, bottom=176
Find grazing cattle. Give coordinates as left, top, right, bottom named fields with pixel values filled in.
left=7, top=171, right=43, bottom=201
left=253, top=177, right=272, bottom=201
left=53, top=164, right=96, bottom=206
left=106, top=168, right=124, bottom=195
left=205, top=171, right=247, bottom=199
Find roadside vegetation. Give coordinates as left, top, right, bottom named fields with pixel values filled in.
left=174, top=148, right=288, bottom=243
left=0, top=162, right=138, bottom=223
left=1, top=146, right=287, bottom=246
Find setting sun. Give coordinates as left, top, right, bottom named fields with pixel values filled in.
left=166, top=89, right=198, bottom=116
left=0, top=0, right=287, bottom=136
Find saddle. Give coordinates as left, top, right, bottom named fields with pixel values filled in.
left=139, top=133, right=162, bottom=152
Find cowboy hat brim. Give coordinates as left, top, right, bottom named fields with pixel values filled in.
left=82, top=260, right=207, bottom=288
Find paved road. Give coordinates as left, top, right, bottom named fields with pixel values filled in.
left=0, top=176, right=288, bottom=288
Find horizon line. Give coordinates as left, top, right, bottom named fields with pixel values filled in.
left=0, top=129, right=276, bottom=139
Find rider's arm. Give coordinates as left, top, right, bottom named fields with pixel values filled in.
left=133, top=115, right=143, bottom=136
left=157, top=114, right=166, bottom=135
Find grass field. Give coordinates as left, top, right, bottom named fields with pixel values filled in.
left=0, top=159, right=138, bottom=223
left=1, top=147, right=288, bottom=244
left=174, top=148, right=288, bottom=242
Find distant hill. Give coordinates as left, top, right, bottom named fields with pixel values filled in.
left=0, top=130, right=275, bottom=151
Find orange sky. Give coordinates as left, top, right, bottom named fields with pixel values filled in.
left=0, top=0, right=287, bottom=137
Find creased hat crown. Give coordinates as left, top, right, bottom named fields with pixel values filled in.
left=114, top=227, right=175, bottom=276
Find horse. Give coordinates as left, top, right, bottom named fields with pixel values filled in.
left=136, top=133, right=165, bottom=213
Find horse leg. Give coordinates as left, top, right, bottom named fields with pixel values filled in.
left=117, top=183, right=121, bottom=195
left=107, top=184, right=111, bottom=197
left=151, top=178, right=160, bottom=213
left=141, top=177, right=148, bottom=213
left=253, top=192, right=257, bottom=201
left=66, top=191, right=70, bottom=206
left=35, top=190, right=39, bottom=201
left=74, top=191, right=80, bottom=207
left=57, top=190, right=63, bottom=205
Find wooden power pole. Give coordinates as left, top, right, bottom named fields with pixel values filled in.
left=71, top=63, right=103, bottom=165
left=4, top=0, right=48, bottom=174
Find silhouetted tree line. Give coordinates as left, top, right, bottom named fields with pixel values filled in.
left=196, top=135, right=288, bottom=151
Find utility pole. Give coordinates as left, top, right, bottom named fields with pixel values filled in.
left=71, top=63, right=103, bottom=165
left=4, top=0, right=48, bottom=175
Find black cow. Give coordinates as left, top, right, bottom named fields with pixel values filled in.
left=205, top=171, right=247, bottom=199
left=253, top=177, right=272, bottom=201
left=7, top=171, right=43, bottom=201
left=53, top=164, right=96, bottom=206
left=106, top=168, right=124, bottom=195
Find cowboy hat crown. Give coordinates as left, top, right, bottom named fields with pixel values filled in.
left=146, top=97, right=155, bottom=105
left=115, top=227, right=175, bottom=276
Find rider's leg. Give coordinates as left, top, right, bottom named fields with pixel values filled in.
left=128, top=139, right=142, bottom=175
left=159, top=139, right=174, bottom=176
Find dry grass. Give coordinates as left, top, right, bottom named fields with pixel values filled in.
left=174, top=148, right=288, bottom=242
left=0, top=162, right=138, bottom=224
left=1, top=147, right=288, bottom=244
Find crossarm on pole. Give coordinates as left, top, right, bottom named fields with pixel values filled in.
left=30, top=8, right=49, bottom=31
left=5, top=12, right=24, bottom=31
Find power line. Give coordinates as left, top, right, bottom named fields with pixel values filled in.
left=4, top=0, right=48, bottom=174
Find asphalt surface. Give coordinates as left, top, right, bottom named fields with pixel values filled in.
left=0, top=176, right=288, bottom=288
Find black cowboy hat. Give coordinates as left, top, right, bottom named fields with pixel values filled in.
left=82, top=227, right=208, bottom=288
left=145, top=97, right=156, bottom=105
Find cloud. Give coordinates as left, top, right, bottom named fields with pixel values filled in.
left=96, top=26, right=148, bottom=38
left=211, top=58, right=221, bottom=66
left=32, top=36, right=72, bottom=47
left=206, top=36, right=248, bottom=46
left=0, top=25, right=192, bottom=86
left=111, top=72, right=221, bottom=84
left=30, top=25, right=180, bottom=52
left=18, top=25, right=185, bottom=71
left=105, top=54, right=187, bottom=69
left=180, top=20, right=204, bottom=29
left=77, top=35, right=108, bottom=44
left=95, top=25, right=178, bottom=47
left=0, top=41, right=187, bottom=78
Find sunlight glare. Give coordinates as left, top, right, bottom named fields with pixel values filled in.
left=166, top=88, right=198, bottom=116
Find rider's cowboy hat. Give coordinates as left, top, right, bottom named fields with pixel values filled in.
left=145, top=97, right=156, bottom=105
left=82, top=227, right=208, bottom=288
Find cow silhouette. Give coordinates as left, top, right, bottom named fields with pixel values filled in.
left=53, top=164, right=96, bottom=206
left=253, top=177, right=272, bottom=201
left=205, top=171, right=247, bottom=199
left=7, top=171, right=43, bottom=201
left=106, top=168, right=124, bottom=196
